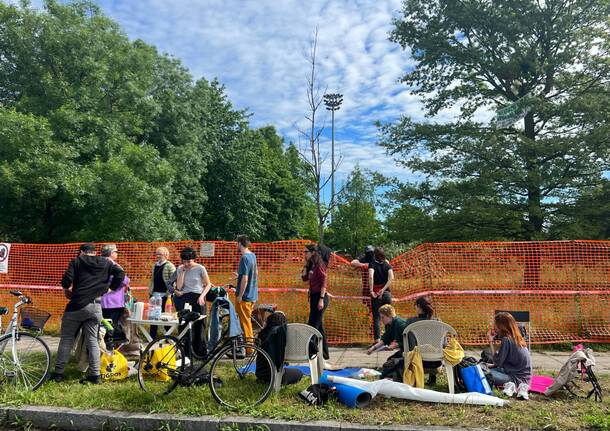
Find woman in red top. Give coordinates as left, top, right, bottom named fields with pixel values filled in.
left=301, top=244, right=330, bottom=360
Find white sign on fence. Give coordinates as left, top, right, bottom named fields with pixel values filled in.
left=0, top=243, right=11, bottom=274
left=200, top=242, right=215, bottom=257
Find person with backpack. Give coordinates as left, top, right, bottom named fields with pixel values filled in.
left=486, top=312, right=532, bottom=399
left=368, top=247, right=394, bottom=343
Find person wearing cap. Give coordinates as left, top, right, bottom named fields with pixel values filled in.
left=52, top=243, right=125, bottom=384
left=100, top=244, right=130, bottom=333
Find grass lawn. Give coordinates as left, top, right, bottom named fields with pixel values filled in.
left=0, top=359, right=608, bottom=431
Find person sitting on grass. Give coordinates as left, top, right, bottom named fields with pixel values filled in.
left=486, top=312, right=532, bottom=400
left=367, top=298, right=442, bottom=384
left=366, top=304, right=407, bottom=380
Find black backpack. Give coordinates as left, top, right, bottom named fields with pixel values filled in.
left=299, top=383, right=337, bottom=406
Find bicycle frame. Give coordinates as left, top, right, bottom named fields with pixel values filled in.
left=170, top=313, right=254, bottom=384
left=0, top=295, right=31, bottom=374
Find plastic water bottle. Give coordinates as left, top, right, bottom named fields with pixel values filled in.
left=148, top=293, right=162, bottom=320
left=166, top=296, right=174, bottom=316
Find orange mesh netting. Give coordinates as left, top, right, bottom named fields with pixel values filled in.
left=1, top=240, right=608, bottom=345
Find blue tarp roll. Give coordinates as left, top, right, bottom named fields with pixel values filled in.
left=320, top=374, right=372, bottom=408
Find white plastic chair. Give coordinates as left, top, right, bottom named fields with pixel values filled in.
left=274, top=323, right=324, bottom=392
left=403, top=320, right=458, bottom=394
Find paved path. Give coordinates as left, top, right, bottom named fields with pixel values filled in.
left=41, top=336, right=610, bottom=373
left=326, top=346, right=610, bottom=373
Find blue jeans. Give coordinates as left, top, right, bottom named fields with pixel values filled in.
left=489, top=367, right=511, bottom=386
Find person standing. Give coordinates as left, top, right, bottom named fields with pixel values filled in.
left=368, top=247, right=394, bottom=343
left=302, top=244, right=330, bottom=362
left=52, top=243, right=125, bottom=384
left=233, top=235, right=258, bottom=351
left=168, top=246, right=211, bottom=357
left=351, top=245, right=376, bottom=338
left=148, top=246, right=176, bottom=339
left=100, top=244, right=130, bottom=331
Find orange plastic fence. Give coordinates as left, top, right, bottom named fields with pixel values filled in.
left=1, top=240, right=608, bottom=345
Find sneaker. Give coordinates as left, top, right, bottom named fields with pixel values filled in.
left=517, top=383, right=529, bottom=400
left=79, top=375, right=101, bottom=385
left=502, top=381, right=516, bottom=397
left=49, top=372, right=63, bottom=383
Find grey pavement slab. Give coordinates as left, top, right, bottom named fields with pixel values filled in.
left=39, top=336, right=610, bottom=373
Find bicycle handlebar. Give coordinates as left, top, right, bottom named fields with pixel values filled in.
left=9, top=290, right=32, bottom=306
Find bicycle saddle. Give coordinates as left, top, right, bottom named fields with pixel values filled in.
left=0, top=307, right=8, bottom=315
left=10, top=290, right=23, bottom=297
left=178, top=309, right=201, bottom=323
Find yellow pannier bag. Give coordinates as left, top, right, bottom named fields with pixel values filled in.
left=142, top=343, right=177, bottom=382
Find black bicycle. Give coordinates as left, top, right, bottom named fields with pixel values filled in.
left=137, top=306, right=275, bottom=410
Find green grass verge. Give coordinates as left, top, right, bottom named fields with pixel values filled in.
left=0, top=358, right=608, bottom=431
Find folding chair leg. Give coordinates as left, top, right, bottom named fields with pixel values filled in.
left=310, top=357, right=320, bottom=384
left=445, top=362, right=455, bottom=394
left=274, top=368, right=284, bottom=393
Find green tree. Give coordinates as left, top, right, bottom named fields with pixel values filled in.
left=328, top=167, right=384, bottom=256
left=548, top=179, right=610, bottom=239
left=0, top=1, right=183, bottom=241
left=380, top=0, right=610, bottom=240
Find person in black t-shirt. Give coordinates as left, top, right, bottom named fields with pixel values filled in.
left=368, top=247, right=394, bottom=342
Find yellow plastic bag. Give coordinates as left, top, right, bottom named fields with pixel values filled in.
left=142, top=344, right=176, bottom=382
left=100, top=350, right=129, bottom=381
left=443, top=337, right=465, bottom=366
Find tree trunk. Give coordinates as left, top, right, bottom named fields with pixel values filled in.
left=523, top=112, right=543, bottom=240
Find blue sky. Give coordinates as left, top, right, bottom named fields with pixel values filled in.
left=12, top=0, right=486, bottom=188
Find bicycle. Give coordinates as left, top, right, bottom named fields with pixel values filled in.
left=0, top=290, right=51, bottom=390
left=137, top=305, right=275, bottom=410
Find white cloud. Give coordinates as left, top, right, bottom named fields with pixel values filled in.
left=12, top=0, right=484, bottom=184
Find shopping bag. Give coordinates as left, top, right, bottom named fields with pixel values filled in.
left=100, top=349, right=129, bottom=381
left=460, top=364, right=492, bottom=395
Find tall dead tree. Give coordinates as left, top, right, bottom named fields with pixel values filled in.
left=297, top=27, right=342, bottom=244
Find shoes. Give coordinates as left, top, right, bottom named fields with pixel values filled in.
left=49, top=372, right=63, bottom=383
left=502, top=381, right=516, bottom=397
left=79, top=375, right=101, bottom=385
left=517, top=383, right=529, bottom=400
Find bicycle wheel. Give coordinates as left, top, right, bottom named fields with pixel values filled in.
left=209, top=340, right=275, bottom=409
left=137, top=335, right=185, bottom=396
left=0, top=332, right=50, bottom=390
